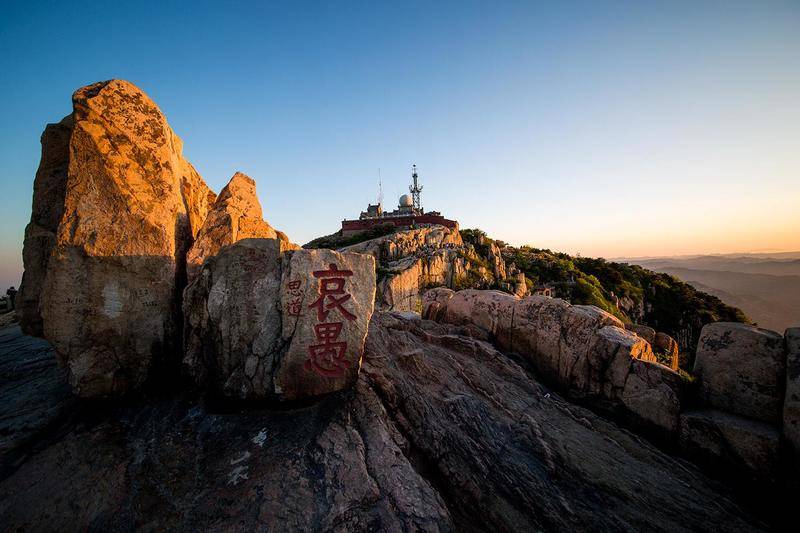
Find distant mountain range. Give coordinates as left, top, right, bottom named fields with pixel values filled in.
left=619, top=253, right=800, bottom=333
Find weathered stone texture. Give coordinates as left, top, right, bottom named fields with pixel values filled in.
left=694, top=322, right=785, bottom=423
left=276, top=248, right=376, bottom=399
left=183, top=238, right=293, bottom=399
left=0, top=318, right=762, bottom=531
left=425, top=289, right=685, bottom=437
left=184, top=243, right=376, bottom=400
left=17, top=115, right=73, bottom=337
left=186, top=171, right=287, bottom=281
left=20, top=80, right=216, bottom=396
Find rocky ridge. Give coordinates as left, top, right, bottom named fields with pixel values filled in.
left=422, top=287, right=800, bottom=506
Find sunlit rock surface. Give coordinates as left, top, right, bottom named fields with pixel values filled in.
left=186, top=171, right=290, bottom=281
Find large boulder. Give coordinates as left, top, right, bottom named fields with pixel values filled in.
left=184, top=242, right=376, bottom=400
left=784, top=327, right=800, bottom=452
left=185, top=172, right=287, bottom=281
left=510, top=297, right=628, bottom=392
left=680, top=409, right=780, bottom=483
left=693, top=323, right=785, bottom=423
left=19, top=80, right=216, bottom=397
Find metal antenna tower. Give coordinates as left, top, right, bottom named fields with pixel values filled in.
left=377, top=168, right=383, bottom=207
left=409, top=164, right=423, bottom=212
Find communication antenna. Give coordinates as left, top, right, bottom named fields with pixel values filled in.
left=377, top=168, right=383, bottom=207
left=409, top=164, right=423, bottom=212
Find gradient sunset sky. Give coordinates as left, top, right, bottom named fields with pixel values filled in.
left=1, top=1, right=798, bottom=290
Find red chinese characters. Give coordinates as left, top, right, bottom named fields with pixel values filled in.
left=305, top=263, right=356, bottom=377
left=286, top=279, right=303, bottom=317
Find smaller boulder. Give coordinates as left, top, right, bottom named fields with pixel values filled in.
left=621, top=359, right=684, bottom=437
left=441, top=289, right=519, bottom=342
left=186, top=172, right=287, bottom=281
left=592, top=325, right=656, bottom=398
left=693, top=322, right=785, bottom=424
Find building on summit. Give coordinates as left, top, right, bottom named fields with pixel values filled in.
left=341, top=165, right=458, bottom=236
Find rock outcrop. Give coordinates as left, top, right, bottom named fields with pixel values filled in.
left=184, top=241, right=376, bottom=400
left=19, top=80, right=216, bottom=397
left=422, top=288, right=800, bottom=502
left=342, top=224, right=462, bottom=262
left=186, top=172, right=286, bottom=281
left=0, top=316, right=764, bottom=531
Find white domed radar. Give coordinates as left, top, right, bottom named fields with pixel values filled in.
left=399, top=194, right=413, bottom=207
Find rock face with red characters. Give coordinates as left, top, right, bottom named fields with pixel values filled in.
left=276, top=249, right=376, bottom=399
left=183, top=242, right=376, bottom=400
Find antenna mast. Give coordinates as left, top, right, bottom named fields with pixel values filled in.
left=377, top=168, right=383, bottom=207
left=409, top=164, right=423, bottom=212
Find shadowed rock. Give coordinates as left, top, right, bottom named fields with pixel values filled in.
left=17, top=114, right=73, bottom=337
left=694, top=322, right=785, bottom=424
left=784, top=328, right=800, bottom=453
left=0, top=318, right=764, bottom=531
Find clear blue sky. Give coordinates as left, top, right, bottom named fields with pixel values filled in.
left=1, top=1, right=799, bottom=290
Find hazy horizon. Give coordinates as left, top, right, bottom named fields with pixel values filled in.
left=2, top=1, right=799, bottom=291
